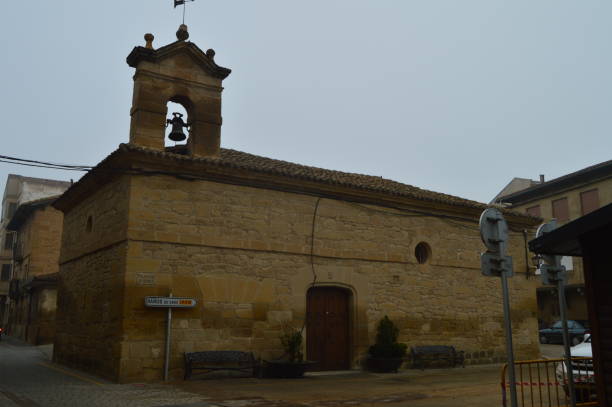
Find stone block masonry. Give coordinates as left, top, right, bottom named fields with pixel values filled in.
left=55, top=171, right=539, bottom=382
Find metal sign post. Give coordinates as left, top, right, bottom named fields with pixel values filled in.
left=536, top=221, right=576, bottom=407
left=144, top=294, right=197, bottom=381
left=479, top=208, right=517, bottom=407
left=164, top=293, right=173, bottom=382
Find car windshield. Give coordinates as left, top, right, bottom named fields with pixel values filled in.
left=552, top=321, right=563, bottom=328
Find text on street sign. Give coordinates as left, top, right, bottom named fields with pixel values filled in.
left=144, top=296, right=197, bottom=308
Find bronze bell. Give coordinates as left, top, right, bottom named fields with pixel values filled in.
left=166, top=112, right=189, bottom=142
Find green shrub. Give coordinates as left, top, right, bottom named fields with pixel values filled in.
left=280, top=326, right=304, bottom=363
left=368, top=316, right=407, bottom=358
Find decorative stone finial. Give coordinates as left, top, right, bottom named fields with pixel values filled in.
left=144, top=33, right=154, bottom=49
left=176, top=24, right=189, bottom=41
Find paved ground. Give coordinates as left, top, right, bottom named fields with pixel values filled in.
left=540, top=344, right=563, bottom=359
left=0, top=337, right=561, bottom=407
left=0, top=336, right=216, bottom=407
left=176, top=364, right=506, bottom=407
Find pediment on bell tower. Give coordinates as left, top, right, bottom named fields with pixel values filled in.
left=127, top=40, right=231, bottom=82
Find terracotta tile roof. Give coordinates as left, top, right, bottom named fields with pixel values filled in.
left=119, top=143, right=488, bottom=210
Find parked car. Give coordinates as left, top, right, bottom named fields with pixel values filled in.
left=539, top=320, right=587, bottom=345
left=555, top=334, right=595, bottom=403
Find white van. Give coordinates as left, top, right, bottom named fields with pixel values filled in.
left=555, top=334, right=595, bottom=403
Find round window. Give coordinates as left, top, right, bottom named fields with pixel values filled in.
left=414, top=242, right=431, bottom=264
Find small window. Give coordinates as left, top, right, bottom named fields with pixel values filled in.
left=4, top=233, right=13, bottom=250
left=526, top=205, right=541, bottom=217
left=86, top=216, right=93, bottom=233
left=552, top=198, right=569, bottom=221
left=1, top=264, right=11, bottom=281
left=580, top=189, right=599, bottom=215
left=415, top=242, right=431, bottom=264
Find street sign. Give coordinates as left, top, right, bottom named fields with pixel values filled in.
left=479, top=208, right=509, bottom=254
left=479, top=208, right=512, bottom=277
left=534, top=220, right=576, bottom=407
left=145, top=294, right=197, bottom=382
left=480, top=252, right=513, bottom=277
left=535, top=220, right=566, bottom=285
left=478, top=208, right=518, bottom=407
left=144, top=296, right=197, bottom=308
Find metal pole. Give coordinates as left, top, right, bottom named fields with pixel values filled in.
left=164, top=293, right=173, bottom=382
left=558, top=281, right=576, bottom=407
left=501, top=272, right=518, bottom=407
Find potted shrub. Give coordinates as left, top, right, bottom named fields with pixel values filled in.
left=366, top=315, right=407, bottom=373
left=264, top=326, right=314, bottom=378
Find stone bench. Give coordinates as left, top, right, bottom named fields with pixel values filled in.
left=184, top=350, right=258, bottom=380
left=410, top=345, right=465, bottom=370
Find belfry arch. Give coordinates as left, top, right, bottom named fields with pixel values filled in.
left=126, top=30, right=231, bottom=157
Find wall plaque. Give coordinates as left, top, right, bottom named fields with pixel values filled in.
left=136, top=272, right=156, bottom=286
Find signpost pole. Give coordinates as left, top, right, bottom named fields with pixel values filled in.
left=479, top=208, right=518, bottom=407
left=144, top=294, right=196, bottom=381
left=535, top=220, right=575, bottom=407
left=501, top=272, right=518, bottom=407
left=558, top=280, right=576, bottom=407
left=164, top=292, right=173, bottom=382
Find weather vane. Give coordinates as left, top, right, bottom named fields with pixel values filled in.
left=174, top=0, right=195, bottom=25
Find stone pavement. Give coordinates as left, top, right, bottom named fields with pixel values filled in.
left=0, top=336, right=218, bottom=407
left=175, top=364, right=507, bottom=407
left=1, top=336, right=548, bottom=407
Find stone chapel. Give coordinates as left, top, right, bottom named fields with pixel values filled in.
left=52, top=27, right=541, bottom=382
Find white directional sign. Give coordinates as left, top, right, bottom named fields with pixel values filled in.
left=144, top=296, right=197, bottom=308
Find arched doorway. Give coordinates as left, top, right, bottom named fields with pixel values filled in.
left=306, top=286, right=350, bottom=370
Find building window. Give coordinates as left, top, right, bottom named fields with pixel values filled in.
left=414, top=242, right=431, bottom=264
left=580, top=189, right=599, bottom=215
left=526, top=205, right=541, bottom=217
left=4, top=233, right=13, bottom=250
left=1, top=264, right=11, bottom=281
left=552, top=198, right=569, bottom=221
left=7, top=202, right=17, bottom=218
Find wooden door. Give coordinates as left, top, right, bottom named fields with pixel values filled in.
left=306, top=287, right=350, bottom=370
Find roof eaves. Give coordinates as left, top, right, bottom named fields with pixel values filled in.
left=500, top=160, right=612, bottom=204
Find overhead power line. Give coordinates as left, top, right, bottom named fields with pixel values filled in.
left=0, top=155, right=92, bottom=171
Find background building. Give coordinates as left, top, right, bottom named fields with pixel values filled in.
left=0, top=175, right=70, bottom=327
left=493, top=160, right=612, bottom=327
left=6, top=196, right=64, bottom=344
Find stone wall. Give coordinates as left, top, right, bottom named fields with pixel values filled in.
left=7, top=204, right=63, bottom=344
left=28, top=206, right=64, bottom=277
left=116, top=174, right=539, bottom=382
left=36, top=287, right=57, bottom=344
left=59, top=176, right=131, bottom=264
left=54, top=176, right=131, bottom=381
left=54, top=242, right=127, bottom=380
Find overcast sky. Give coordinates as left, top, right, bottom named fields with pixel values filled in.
left=1, top=1, right=610, bottom=204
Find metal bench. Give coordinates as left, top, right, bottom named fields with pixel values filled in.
left=184, top=351, right=258, bottom=379
left=410, top=345, right=465, bottom=370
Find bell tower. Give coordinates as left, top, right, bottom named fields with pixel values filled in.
left=126, top=26, right=231, bottom=157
